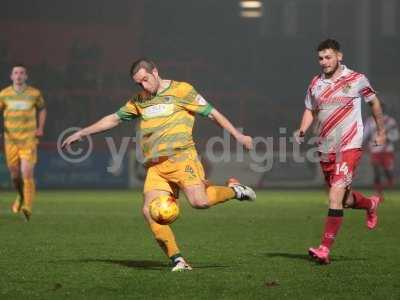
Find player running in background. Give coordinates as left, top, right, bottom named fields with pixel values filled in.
left=295, top=39, right=386, bottom=264
left=364, top=107, right=398, bottom=194
left=62, top=58, right=256, bottom=272
left=0, top=64, right=47, bottom=220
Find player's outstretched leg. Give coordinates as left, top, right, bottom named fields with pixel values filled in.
left=348, top=191, right=382, bottom=230
left=227, top=177, right=256, bottom=201
left=183, top=178, right=256, bottom=209
left=143, top=190, right=192, bottom=272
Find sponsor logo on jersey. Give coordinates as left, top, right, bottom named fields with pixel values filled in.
left=142, top=104, right=174, bottom=119
left=317, top=96, right=354, bottom=107
left=6, top=100, right=31, bottom=110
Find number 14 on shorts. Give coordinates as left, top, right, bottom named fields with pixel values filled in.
left=335, top=162, right=349, bottom=175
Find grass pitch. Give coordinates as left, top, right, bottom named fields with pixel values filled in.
left=0, top=190, right=399, bottom=299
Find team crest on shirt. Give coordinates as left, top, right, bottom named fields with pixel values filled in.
left=184, top=165, right=197, bottom=179
left=163, top=96, right=172, bottom=103
left=342, top=84, right=352, bottom=94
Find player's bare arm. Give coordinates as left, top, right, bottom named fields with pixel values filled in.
left=294, top=108, right=314, bottom=144
left=388, top=120, right=399, bottom=142
left=62, top=113, right=121, bottom=148
left=36, top=108, right=47, bottom=137
left=369, top=97, right=386, bottom=146
left=209, top=108, right=253, bottom=150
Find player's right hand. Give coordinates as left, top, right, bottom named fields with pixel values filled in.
left=237, top=134, right=253, bottom=150
left=61, top=131, right=83, bottom=149
left=293, top=129, right=305, bottom=144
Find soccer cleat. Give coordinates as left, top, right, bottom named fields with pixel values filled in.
left=227, top=177, right=256, bottom=201
left=308, top=245, right=330, bottom=264
left=11, top=197, right=22, bottom=214
left=171, top=258, right=193, bottom=272
left=366, top=195, right=382, bottom=230
left=21, top=206, right=32, bottom=222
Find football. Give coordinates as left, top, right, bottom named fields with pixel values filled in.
left=149, top=195, right=180, bottom=225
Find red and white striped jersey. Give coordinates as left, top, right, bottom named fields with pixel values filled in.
left=305, top=65, right=376, bottom=153
left=364, top=115, right=399, bottom=153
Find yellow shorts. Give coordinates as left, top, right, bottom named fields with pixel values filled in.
left=4, top=143, right=37, bottom=167
left=144, top=149, right=205, bottom=196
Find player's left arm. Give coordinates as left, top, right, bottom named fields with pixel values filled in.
left=36, top=108, right=47, bottom=137
left=208, top=108, right=253, bottom=150
left=35, top=91, right=47, bottom=137
left=177, top=83, right=253, bottom=149
left=368, top=96, right=386, bottom=146
left=359, top=75, right=386, bottom=146
left=387, top=118, right=399, bottom=143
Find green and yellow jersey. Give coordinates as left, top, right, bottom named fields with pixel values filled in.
left=0, top=85, right=45, bottom=146
left=116, top=81, right=213, bottom=163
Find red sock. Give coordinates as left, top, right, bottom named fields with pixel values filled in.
left=352, top=191, right=373, bottom=210
left=321, top=209, right=343, bottom=249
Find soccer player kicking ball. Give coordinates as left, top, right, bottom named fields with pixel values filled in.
left=62, top=59, right=256, bottom=272
left=0, top=64, right=47, bottom=221
left=295, top=39, right=386, bottom=264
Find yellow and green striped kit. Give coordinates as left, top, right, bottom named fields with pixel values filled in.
left=117, top=81, right=213, bottom=163
left=0, top=86, right=45, bottom=146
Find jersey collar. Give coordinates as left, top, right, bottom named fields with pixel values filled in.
left=12, top=84, right=29, bottom=94
left=156, top=80, right=173, bottom=96
left=321, top=64, right=352, bottom=83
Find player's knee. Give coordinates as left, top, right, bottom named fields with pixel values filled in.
left=328, top=195, right=343, bottom=208
left=190, top=198, right=209, bottom=209
left=192, top=202, right=209, bottom=209
left=343, top=197, right=354, bottom=208
left=142, top=206, right=151, bottom=220
left=21, top=170, right=34, bottom=180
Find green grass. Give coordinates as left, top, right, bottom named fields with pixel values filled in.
left=1, top=190, right=399, bottom=299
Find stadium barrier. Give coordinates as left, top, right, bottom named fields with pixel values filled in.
left=0, top=147, right=398, bottom=189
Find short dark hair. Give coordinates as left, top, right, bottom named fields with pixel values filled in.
left=129, top=58, right=157, bottom=77
left=11, top=63, right=28, bottom=71
left=317, top=39, right=341, bottom=52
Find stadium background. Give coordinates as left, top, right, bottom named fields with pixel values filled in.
left=0, top=0, right=399, bottom=188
